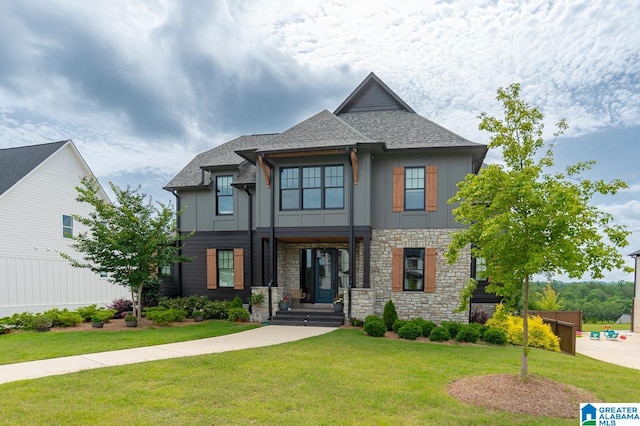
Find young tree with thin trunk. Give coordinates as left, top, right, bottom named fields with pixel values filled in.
left=62, top=177, right=192, bottom=319
left=445, top=83, right=631, bottom=380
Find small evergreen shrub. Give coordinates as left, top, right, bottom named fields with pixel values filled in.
left=392, top=319, right=408, bottom=333
left=429, top=326, right=451, bottom=342
left=158, top=296, right=211, bottom=317
left=349, top=317, right=364, bottom=327
left=144, top=308, right=187, bottom=325
left=3, top=312, right=35, bottom=329
left=417, top=319, right=437, bottom=337
left=397, top=322, right=422, bottom=340
left=230, top=296, right=244, bottom=309
left=465, top=322, right=486, bottom=337
left=482, top=328, right=507, bottom=345
left=364, top=316, right=386, bottom=337
left=227, top=307, right=250, bottom=322
left=55, top=310, right=84, bottom=327
left=382, top=300, right=398, bottom=331
left=455, top=325, right=481, bottom=343
left=76, top=305, right=99, bottom=322
left=441, top=321, right=463, bottom=339
left=93, top=309, right=118, bottom=323
left=203, top=300, right=230, bottom=319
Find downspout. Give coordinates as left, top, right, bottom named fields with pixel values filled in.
left=348, top=148, right=355, bottom=320
left=243, top=186, right=253, bottom=289
left=269, top=162, right=276, bottom=319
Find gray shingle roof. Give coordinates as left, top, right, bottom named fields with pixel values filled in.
left=164, top=134, right=275, bottom=189
left=0, top=140, right=69, bottom=196
left=255, top=109, right=374, bottom=154
left=338, top=110, right=483, bottom=149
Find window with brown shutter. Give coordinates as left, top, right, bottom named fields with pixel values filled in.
left=426, top=165, right=437, bottom=212
left=392, top=167, right=404, bottom=212
left=424, top=248, right=436, bottom=293
left=206, top=249, right=217, bottom=289
left=234, top=248, right=244, bottom=290
left=392, top=247, right=404, bottom=291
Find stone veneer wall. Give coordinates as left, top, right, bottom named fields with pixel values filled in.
left=368, top=229, right=470, bottom=324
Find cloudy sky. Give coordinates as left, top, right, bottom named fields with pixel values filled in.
left=1, top=0, right=639, bottom=282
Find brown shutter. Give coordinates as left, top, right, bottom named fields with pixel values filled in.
left=233, top=248, right=244, bottom=290
left=426, top=165, right=437, bottom=212
left=393, top=167, right=404, bottom=212
left=424, top=248, right=436, bottom=293
left=392, top=247, right=404, bottom=292
left=207, top=249, right=217, bottom=289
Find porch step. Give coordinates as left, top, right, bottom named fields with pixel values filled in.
left=269, top=308, right=344, bottom=327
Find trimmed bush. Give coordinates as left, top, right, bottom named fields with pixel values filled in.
left=227, top=307, right=250, bottom=322
left=144, top=308, right=187, bottom=325
left=364, top=316, right=386, bottom=337
left=203, top=300, right=230, bottom=320
left=93, top=309, right=118, bottom=323
left=485, top=304, right=560, bottom=351
left=455, top=325, right=481, bottom=343
left=441, top=321, right=463, bottom=339
left=397, top=322, right=422, bottom=340
left=109, top=299, right=134, bottom=317
left=382, top=300, right=398, bottom=331
left=230, top=296, right=244, bottom=309
left=392, top=319, right=408, bottom=333
left=465, top=322, right=486, bottom=337
left=76, top=305, right=100, bottom=322
left=55, top=310, right=84, bottom=327
left=349, top=317, right=364, bottom=327
left=417, top=319, right=437, bottom=337
left=483, top=328, right=507, bottom=345
left=429, top=326, right=451, bottom=342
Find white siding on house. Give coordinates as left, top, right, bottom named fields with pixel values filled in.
left=0, top=143, right=128, bottom=316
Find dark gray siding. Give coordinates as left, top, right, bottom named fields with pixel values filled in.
left=342, top=83, right=404, bottom=112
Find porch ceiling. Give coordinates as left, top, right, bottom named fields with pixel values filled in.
left=278, top=236, right=350, bottom=243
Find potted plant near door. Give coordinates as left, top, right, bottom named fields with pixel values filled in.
left=333, top=296, right=344, bottom=313
left=278, top=295, right=291, bottom=311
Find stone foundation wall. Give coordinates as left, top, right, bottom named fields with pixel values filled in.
left=368, top=229, right=470, bottom=323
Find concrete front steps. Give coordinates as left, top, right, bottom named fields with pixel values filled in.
left=268, top=306, right=345, bottom=327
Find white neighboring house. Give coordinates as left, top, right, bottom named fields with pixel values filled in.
left=0, top=140, right=129, bottom=316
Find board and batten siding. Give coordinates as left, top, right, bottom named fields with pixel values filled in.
left=0, top=143, right=128, bottom=316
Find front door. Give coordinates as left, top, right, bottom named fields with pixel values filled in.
left=315, top=249, right=335, bottom=303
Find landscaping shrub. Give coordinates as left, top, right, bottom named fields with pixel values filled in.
left=392, top=319, right=408, bottom=333
left=364, top=316, right=386, bottom=337
left=230, top=296, right=244, bottom=309
left=203, top=300, right=230, bottom=319
left=29, top=314, right=53, bottom=330
left=382, top=300, right=398, bottom=331
left=485, top=304, right=560, bottom=351
left=470, top=309, right=490, bottom=325
left=416, top=319, right=437, bottom=337
left=397, top=322, right=422, bottom=340
left=159, top=296, right=211, bottom=317
left=429, top=326, right=451, bottom=342
left=349, top=317, right=364, bottom=327
left=455, top=325, right=481, bottom=343
left=483, top=328, right=507, bottom=345
left=55, top=310, right=84, bottom=327
left=465, top=322, right=486, bottom=337
left=441, top=321, right=463, bottom=339
left=1, top=312, right=34, bottom=329
left=227, top=307, right=250, bottom=322
left=143, top=308, right=187, bottom=325
left=93, top=309, right=117, bottom=323
left=109, top=299, right=134, bottom=317
left=76, top=305, right=100, bottom=322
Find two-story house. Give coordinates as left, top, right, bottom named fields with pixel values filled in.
left=164, top=73, right=487, bottom=323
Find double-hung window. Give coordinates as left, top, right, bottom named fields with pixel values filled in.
left=280, top=165, right=344, bottom=210
left=404, top=167, right=425, bottom=210
left=217, top=249, right=234, bottom=287
left=62, top=214, right=73, bottom=238
left=216, top=176, right=233, bottom=215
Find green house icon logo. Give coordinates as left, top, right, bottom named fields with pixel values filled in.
left=581, top=404, right=597, bottom=425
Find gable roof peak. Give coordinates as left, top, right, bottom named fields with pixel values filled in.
left=334, top=72, right=415, bottom=115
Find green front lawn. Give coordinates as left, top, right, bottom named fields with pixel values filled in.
left=0, top=321, right=259, bottom=365
left=581, top=323, right=630, bottom=332
left=1, top=328, right=638, bottom=425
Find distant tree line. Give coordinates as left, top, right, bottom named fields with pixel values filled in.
left=528, top=281, right=633, bottom=323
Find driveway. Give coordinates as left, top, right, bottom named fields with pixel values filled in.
left=575, top=330, right=639, bottom=370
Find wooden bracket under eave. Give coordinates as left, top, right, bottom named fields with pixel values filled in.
left=350, top=148, right=358, bottom=185
left=258, top=155, right=271, bottom=189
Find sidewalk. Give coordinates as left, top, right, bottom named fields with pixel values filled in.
left=0, top=325, right=335, bottom=384
left=575, top=331, right=640, bottom=370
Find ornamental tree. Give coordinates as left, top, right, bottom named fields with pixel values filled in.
left=445, top=83, right=631, bottom=380
left=62, top=177, right=192, bottom=319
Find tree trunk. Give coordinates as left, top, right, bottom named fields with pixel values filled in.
left=137, top=284, right=144, bottom=320
left=521, top=275, right=530, bottom=381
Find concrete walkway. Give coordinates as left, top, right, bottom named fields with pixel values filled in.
left=575, top=330, right=640, bottom=370
left=0, top=325, right=335, bottom=385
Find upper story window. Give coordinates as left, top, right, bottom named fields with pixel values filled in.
left=404, top=167, right=425, bottom=210
left=216, top=175, right=233, bottom=215
left=62, top=214, right=73, bottom=238
left=280, top=165, right=344, bottom=210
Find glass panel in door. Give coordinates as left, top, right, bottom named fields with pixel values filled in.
left=315, top=250, right=334, bottom=303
